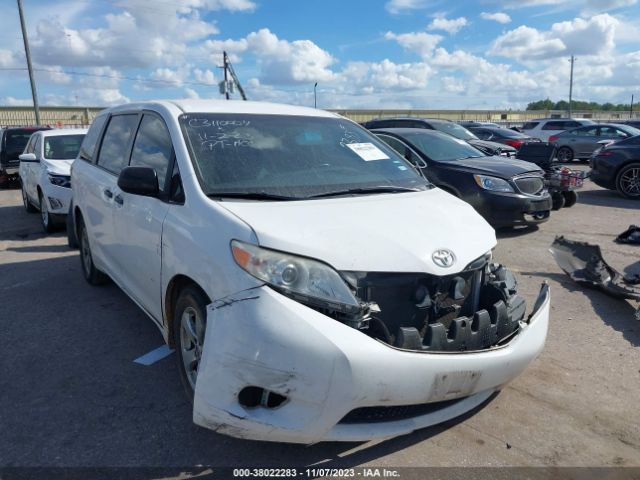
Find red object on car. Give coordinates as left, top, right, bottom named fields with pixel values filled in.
left=548, top=135, right=559, bottom=142
left=504, top=139, right=524, bottom=149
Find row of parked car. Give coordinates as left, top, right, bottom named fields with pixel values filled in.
left=0, top=101, right=635, bottom=444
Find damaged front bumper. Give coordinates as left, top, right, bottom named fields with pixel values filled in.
left=193, top=282, right=550, bottom=444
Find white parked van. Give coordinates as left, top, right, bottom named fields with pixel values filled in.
left=71, top=100, right=550, bottom=444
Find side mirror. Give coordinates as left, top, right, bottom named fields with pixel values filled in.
left=19, top=153, right=38, bottom=162
left=117, top=166, right=159, bottom=197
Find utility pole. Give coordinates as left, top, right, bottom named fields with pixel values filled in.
left=568, top=55, right=575, bottom=118
left=17, top=0, right=40, bottom=125
left=631, top=94, right=634, bottom=118
left=223, top=51, right=230, bottom=100
left=314, top=82, right=318, bottom=108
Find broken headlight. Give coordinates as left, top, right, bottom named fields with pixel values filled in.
left=473, top=175, right=514, bottom=193
left=231, top=240, right=360, bottom=313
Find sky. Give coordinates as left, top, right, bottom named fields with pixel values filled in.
left=0, top=0, right=639, bottom=110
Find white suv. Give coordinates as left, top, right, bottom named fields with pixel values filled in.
left=521, top=118, right=595, bottom=142
left=71, top=100, right=550, bottom=444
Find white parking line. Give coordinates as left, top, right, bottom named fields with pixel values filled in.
left=133, top=345, right=174, bottom=365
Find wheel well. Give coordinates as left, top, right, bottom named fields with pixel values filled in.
left=74, top=206, right=84, bottom=238
left=164, top=275, right=211, bottom=347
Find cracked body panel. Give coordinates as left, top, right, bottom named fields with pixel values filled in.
left=193, top=284, right=550, bottom=444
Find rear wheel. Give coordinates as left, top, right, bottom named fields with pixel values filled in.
left=616, top=163, right=640, bottom=199
left=557, top=146, right=574, bottom=163
left=21, top=182, right=36, bottom=213
left=562, top=190, right=578, bottom=207
left=551, top=192, right=566, bottom=210
left=39, top=192, right=56, bottom=233
left=173, top=286, right=209, bottom=400
left=78, top=217, right=108, bottom=285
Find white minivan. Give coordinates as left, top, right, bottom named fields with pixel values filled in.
left=71, top=100, right=550, bottom=444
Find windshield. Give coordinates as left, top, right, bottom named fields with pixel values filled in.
left=619, top=125, right=640, bottom=137
left=44, top=134, right=85, bottom=160
left=180, top=114, right=429, bottom=199
left=5, top=130, right=35, bottom=158
left=405, top=132, right=486, bottom=162
left=431, top=122, right=478, bottom=140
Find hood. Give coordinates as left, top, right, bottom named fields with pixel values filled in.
left=42, top=159, right=73, bottom=176
left=468, top=139, right=516, bottom=152
left=219, top=189, right=496, bottom=274
left=447, top=156, right=543, bottom=179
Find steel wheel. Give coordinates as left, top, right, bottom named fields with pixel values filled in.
left=180, top=306, right=206, bottom=390
left=557, top=147, right=574, bottom=163
left=617, top=163, right=640, bottom=199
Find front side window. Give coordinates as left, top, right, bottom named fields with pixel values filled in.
left=574, top=127, right=598, bottom=137
left=130, top=114, right=173, bottom=192
left=24, top=135, right=36, bottom=154
left=542, top=121, right=565, bottom=130
left=44, top=135, right=85, bottom=160
left=180, top=114, right=428, bottom=199
left=522, top=122, right=539, bottom=130
left=97, top=114, right=139, bottom=175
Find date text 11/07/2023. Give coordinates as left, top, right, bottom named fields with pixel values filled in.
left=232, top=468, right=401, bottom=478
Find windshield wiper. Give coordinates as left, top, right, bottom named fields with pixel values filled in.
left=306, top=186, right=423, bottom=199
left=207, top=192, right=297, bottom=201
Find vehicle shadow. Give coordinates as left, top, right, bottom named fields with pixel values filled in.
left=577, top=188, right=640, bottom=210
left=522, top=271, right=640, bottom=348
left=6, top=243, right=71, bottom=253
left=495, top=225, right=539, bottom=239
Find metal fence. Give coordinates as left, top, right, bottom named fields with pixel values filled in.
left=1, top=106, right=637, bottom=128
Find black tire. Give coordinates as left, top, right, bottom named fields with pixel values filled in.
left=551, top=192, right=566, bottom=210
left=66, top=204, right=78, bottom=249
left=557, top=146, right=574, bottom=163
left=616, top=162, right=640, bottom=199
left=21, top=182, right=37, bottom=213
left=78, top=217, right=108, bottom=285
left=173, top=285, right=209, bottom=400
left=562, top=190, right=578, bottom=207
left=39, top=191, right=56, bottom=233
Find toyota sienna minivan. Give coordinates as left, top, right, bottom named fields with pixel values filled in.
left=70, top=100, right=550, bottom=444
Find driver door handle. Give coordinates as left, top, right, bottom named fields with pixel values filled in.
left=104, top=189, right=113, bottom=199
left=114, top=194, right=123, bottom=206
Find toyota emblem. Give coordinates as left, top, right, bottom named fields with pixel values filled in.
left=432, top=249, right=456, bottom=268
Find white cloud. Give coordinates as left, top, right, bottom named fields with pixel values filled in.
left=385, top=0, right=430, bottom=14
left=384, top=31, right=443, bottom=58
left=427, top=17, right=469, bottom=34
left=441, top=76, right=466, bottom=93
left=480, top=12, right=512, bottom=24
left=490, top=14, right=619, bottom=61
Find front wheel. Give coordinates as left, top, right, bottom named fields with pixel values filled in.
left=39, top=192, right=56, bottom=233
left=616, top=163, right=640, bottom=199
left=78, top=218, right=108, bottom=285
left=551, top=192, right=566, bottom=210
left=173, top=286, right=209, bottom=400
left=22, top=182, right=36, bottom=213
left=557, top=146, right=574, bottom=163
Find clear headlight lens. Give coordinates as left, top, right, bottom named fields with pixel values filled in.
left=473, top=175, right=514, bottom=193
left=48, top=174, right=71, bottom=188
left=231, top=240, right=360, bottom=312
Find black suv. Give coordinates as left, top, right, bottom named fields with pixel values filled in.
left=0, top=126, right=51, bottom=185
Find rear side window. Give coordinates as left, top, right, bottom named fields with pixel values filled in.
left=522, top=122, right=539, bottom=130
left=79, top=115, right=108, bottom=163
left=96, top=114, right=139, bottom=175
left=129, top=114, right=173, bottom=193
left=542, top=121, right=566, bottom=130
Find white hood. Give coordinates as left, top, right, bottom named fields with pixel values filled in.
left=42, top=159, right=73, bottom=176
left=220, top=189, right=496, bottom=274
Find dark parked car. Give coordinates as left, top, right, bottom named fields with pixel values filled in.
left=549, top=123, right=640, bottom=162
left=0, top=126, right=51, bottom=186
left=468, top=126, right=540, bottom=150
left=373, top=128, right=552, bottom=228
left=363, top=117, right=517, bottom=157
left=459, top=121, right=500, bottom=128
left=590, top=135, right=640, bottom=199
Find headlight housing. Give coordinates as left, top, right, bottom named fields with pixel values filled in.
left=473, top=174, right=514, bottom=193
left=48, top=174, right=71, bottom=188
left=231, top=240, right=360, bottom=313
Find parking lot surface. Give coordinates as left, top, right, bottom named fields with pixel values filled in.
left=1, top=179, right=639, bottom=468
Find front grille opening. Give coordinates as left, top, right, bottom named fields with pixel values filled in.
left=339, top=398, right=466, bottom=424
left=238, top=386, right=287, bottom=409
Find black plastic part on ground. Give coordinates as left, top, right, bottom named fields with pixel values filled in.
left=615, top=225, right=640, bottom=245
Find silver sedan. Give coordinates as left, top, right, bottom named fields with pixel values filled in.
left=550, top=123, right=640, bottom=162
